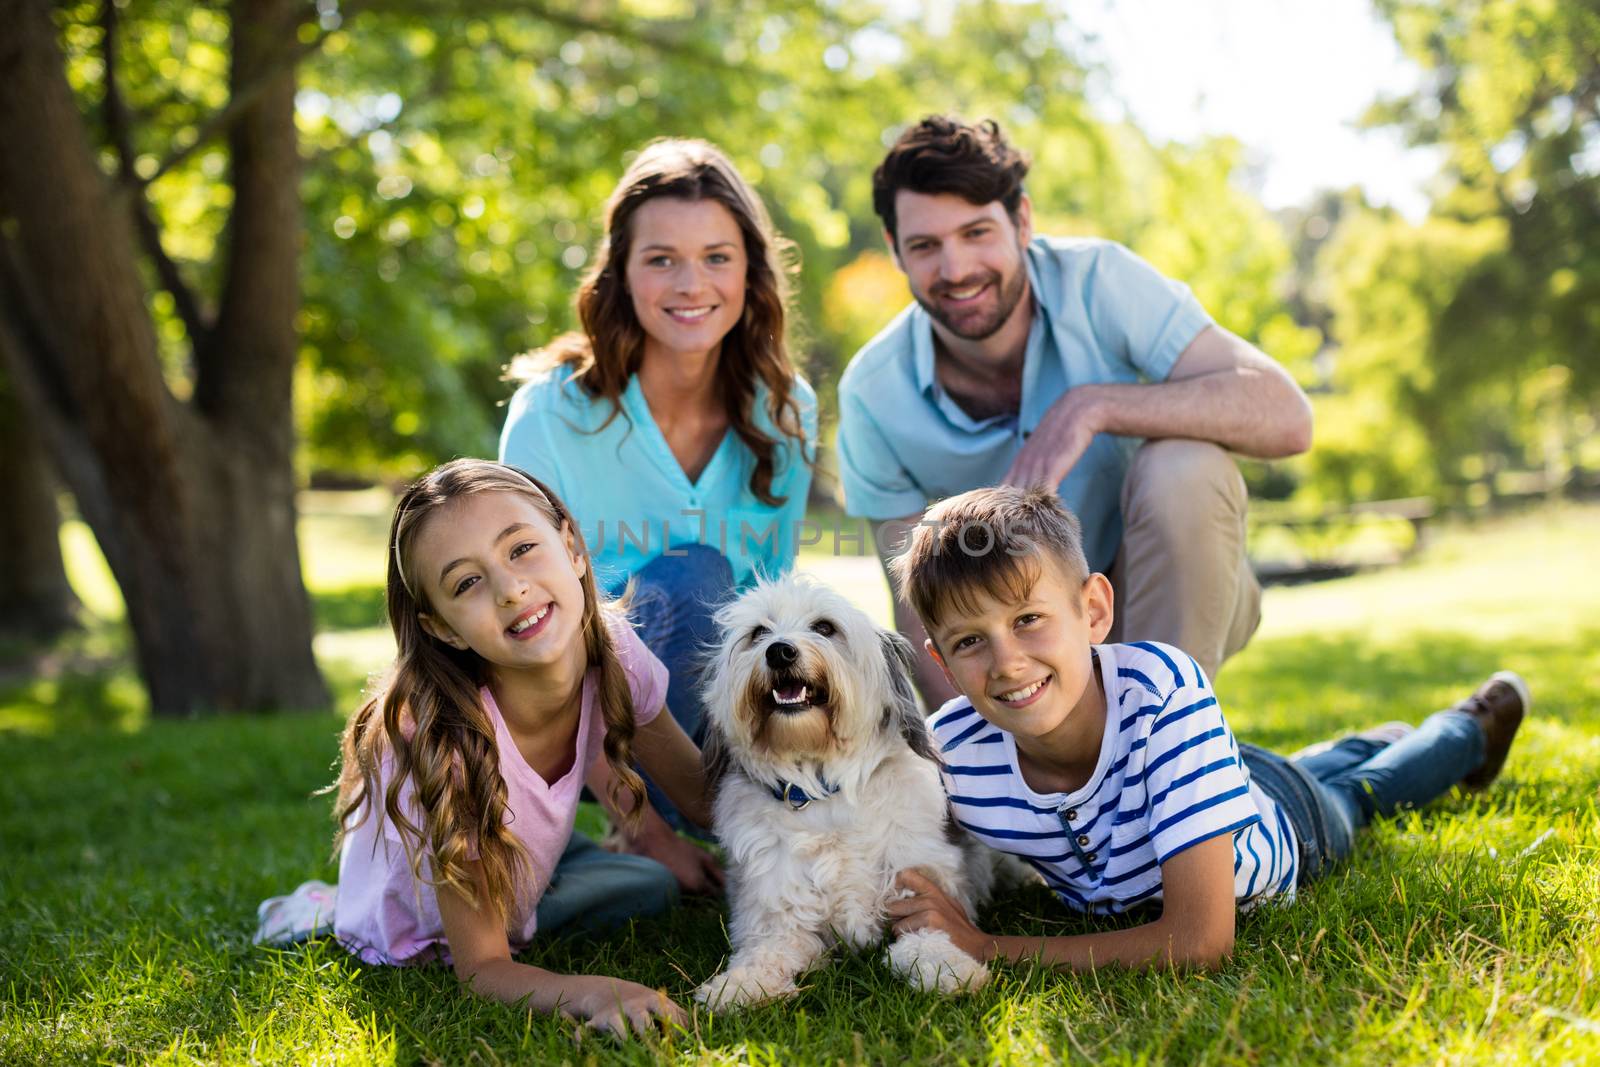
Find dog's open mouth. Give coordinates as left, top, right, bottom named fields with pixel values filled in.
left=767, top=675, right=830, bottom=714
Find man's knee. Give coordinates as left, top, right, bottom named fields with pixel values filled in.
left=1123, top=439, right=1247, bottom=526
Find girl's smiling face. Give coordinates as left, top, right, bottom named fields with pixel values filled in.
left=410, top=491, right=588, bottom=674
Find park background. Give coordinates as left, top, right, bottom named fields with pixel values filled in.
left=1, top=0, right=1597, bottom=1063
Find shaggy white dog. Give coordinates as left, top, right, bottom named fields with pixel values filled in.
left=694, top=574, right=994, bottom=1010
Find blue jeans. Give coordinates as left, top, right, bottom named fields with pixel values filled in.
left=1240, top=710, right=1486, bottom=883
left=535, top=833, right=679, bottom=936
left=610, top=544, right=735, bottom=833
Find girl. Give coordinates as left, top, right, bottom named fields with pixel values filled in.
left=500, top=139, right=817, bottom=831
left=325, top=459, right=718, bottom=1037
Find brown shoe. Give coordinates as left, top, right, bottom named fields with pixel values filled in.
left=1458, top=671, right=1530, bottom=791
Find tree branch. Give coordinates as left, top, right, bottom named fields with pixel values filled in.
left=132, top=3, right=365, bottom=192
left=198, top=0, right=307, bottom=428
left=0, top=235, right=121, bottom=564
left=101, top=0, right=212, bottom=348
left=131, top=0, right=752, bottom=198
left=0, top=0, right=185, bottom=501
left=0, top=233, right=79, bottom=425
left=369, top=0, right=738, bottom=70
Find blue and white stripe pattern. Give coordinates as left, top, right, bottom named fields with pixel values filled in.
left=931, top=641, right=1298, bottom=914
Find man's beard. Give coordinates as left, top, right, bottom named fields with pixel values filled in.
left=915, top=260, right=1029, bottom=341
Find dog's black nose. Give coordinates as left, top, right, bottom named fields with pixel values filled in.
left=765, top=640, right=799, bottom=670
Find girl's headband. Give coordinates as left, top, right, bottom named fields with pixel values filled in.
left=392, top=464, right=561, bottom=604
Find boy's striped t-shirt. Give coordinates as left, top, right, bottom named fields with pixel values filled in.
left=930, top=641, right=1298, bottom=914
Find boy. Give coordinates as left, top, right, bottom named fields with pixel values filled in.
left=886, top=486, right=1529, bottom=971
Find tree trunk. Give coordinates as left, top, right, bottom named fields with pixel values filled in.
left=0, top=373, right=81, bottom=639
left=0, top=0, right=326, bottom=714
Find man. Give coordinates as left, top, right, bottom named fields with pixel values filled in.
left=837, top=115, right=1313, bottom=705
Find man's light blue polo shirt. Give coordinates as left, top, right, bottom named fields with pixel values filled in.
left=500, top=371, right=817, bottom=590
left=836, top=237, right=1213, bottom=573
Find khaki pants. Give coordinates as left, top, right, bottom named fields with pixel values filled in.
left=1105, top=439, right=1261, bottom=681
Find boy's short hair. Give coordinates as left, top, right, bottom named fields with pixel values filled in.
left=872, top=116, right=1031, bottom=246
left=891, top=486, right=1091, bottom=639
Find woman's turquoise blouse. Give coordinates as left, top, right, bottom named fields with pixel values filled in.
left=499, top=369, right=817, bottom=591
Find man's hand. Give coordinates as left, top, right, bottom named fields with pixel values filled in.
left=1006, top=325, right=1315, bottom=494
left=886, top=868, right=995, bottom=961
left=1003, top=386, right=1102, bottom=490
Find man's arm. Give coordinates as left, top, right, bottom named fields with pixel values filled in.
left=1005, top=324, right=1313, bottom=489
left=889, top=833, right=1238, bottom=972
left=874, top=511, right=959, bottom=711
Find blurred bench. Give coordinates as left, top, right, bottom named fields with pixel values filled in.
left=1249, top=497, right=1435, bottom=585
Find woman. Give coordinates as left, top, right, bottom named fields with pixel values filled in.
left=501, top=139, right=816, bottom=828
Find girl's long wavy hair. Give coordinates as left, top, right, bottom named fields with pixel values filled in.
left=509, top=138, right=810, bottom=506
left=331, top=459, right=647, bottom=915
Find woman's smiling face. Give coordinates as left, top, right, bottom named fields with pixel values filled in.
left=625, top=197, right=748, bottom=364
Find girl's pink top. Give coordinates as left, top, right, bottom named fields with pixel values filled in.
left=333, top=617, right=666, bottom=965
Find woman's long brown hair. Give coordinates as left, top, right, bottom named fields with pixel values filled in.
left=508, top=138, right=811, bottom=506
left=331, top=460, right=647, bottom=915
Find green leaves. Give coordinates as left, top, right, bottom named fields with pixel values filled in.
left=1285, top=0, right=1600, bottom=505
left=56, top=0, right=1322, bottom=484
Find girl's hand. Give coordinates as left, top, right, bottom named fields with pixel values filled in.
left=563, top=975, right=686, bottom=1039
left=887, top=868, right=995, bottom=961
left=629, top=826, right=725, bottom=896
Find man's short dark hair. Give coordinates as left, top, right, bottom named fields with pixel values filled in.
left=872, top=116, right=1031, bottom=245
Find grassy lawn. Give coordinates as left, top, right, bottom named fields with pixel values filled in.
left=2, top=499, right=1597, bottom=1064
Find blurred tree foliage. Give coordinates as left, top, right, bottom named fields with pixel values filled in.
left=1313, top=207, right=1505, bottom=502
left=1296, top=0, right=1600, bottom=505
left=58, top=0, right=1313, bottom=483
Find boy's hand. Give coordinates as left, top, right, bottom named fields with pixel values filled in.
left=887, top=868, right=994, bottom=961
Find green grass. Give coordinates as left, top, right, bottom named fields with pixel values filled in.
left=3, top=501, right=1598, bottom=1064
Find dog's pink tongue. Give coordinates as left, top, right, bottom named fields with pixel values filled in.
left=776, top=683, right=806, bottom=703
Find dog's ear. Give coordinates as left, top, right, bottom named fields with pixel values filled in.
left=879, top=629, right=938, bottom=763
left=701, top=721, right=733, bottom=800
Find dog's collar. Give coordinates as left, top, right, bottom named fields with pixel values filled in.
left=770, top=777, right=839, bottom=811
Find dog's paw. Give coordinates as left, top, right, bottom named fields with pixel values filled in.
left=835, top=917, right=883, bottom=954
left=695, top=966, right=796, bottom=1011
left=887, top=930, right=990, bottom=994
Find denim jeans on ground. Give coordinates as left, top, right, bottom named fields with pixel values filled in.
left=534, top=833, right=679, bottom=936
left=610, top=544, right=735, bottom=833
left=1240, top=709, right=1486, bottom=883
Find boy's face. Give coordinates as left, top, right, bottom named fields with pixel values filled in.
left=925, top=559, right=1114, bottom=746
